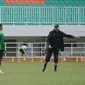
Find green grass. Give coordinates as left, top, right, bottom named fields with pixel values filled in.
left=0, top=62, right=85, bottom=85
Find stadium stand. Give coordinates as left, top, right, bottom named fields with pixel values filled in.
left=0, top=0, right=85, bottom=25
left=0, top=6, right=85, bottom=25
left=0, top=0, right=84, bottom=6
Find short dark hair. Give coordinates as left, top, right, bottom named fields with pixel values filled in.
left=54, top=24, right=59, bottom=28
left=0, top=24, right=2, bottom=27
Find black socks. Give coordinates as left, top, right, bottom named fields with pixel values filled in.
left=54, top=64, right=57, bottom=72
left=42, top=63, right=47, bottom=72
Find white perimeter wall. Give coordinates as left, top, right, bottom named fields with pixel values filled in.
left=3, top=25, right=85, bottom=37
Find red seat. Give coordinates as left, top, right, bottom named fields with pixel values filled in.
left=4, top=0, right=45, bottom=4
left=4, top=0, right=10, bottom=4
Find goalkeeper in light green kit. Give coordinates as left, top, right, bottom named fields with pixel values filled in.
left=0, top=24, right=6, bottom=73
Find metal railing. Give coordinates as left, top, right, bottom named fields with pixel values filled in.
left=0, top=6, right=85, bottom=25
left=4, top=42, right=85, bottom=58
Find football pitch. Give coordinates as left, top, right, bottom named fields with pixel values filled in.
left=0, top=62, right=85, bottom=85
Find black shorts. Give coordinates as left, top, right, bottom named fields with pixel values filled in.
left=0, top=50, right=4, bottom=60
left=45, top=48, right=59, bottom=63
left=19, top=49, right=25, bottom=54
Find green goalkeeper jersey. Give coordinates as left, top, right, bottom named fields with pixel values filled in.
left=0, top=32, right=5, bottom=51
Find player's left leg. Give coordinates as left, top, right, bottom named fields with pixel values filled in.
left=23, top=49, right=27, bottom=56
left=0, top=57, right=2, bottom=66
left=42, top=48, right=52, bottom=72
left=53, top=49, right=59, bottom=72
left=0, top=51, right=4, bottom=73
left=0, top=51, right=3, bottom=66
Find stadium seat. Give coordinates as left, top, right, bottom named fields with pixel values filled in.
left=0, top=0, right=85, bottom=25
left=3, top=0, right=45, bottom=4
left=1, top=6, right=85, bottom=24
left=1, top=0, right=85, bottom=6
